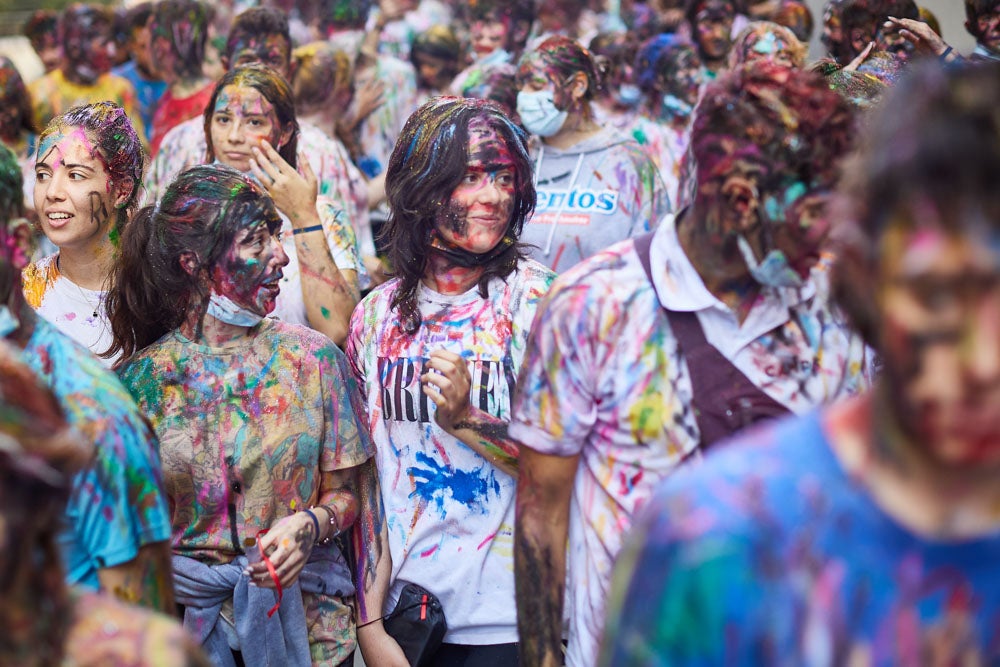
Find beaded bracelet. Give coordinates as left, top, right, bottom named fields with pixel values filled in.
left=292, top=224, right=324, bottom=236
left=303, top=508, right=321, bottom=543
left=313, top=505, right=341, bottom=545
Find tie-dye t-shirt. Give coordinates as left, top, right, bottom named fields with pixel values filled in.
left=118, top=319, right=373, bottom=664
left=601, top=409, right=1000, bottom=666
left=509, top=218, right=869, bottom=666
left=22, top=254, right=116, bottom=367
left=19, top=317, right=170, bottom=590
left=346, top=261, right=555, bottom=644
left=522, top=126, right=671, bottom=273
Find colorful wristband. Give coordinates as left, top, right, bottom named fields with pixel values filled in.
left=303, top=508, right=321, bottom=543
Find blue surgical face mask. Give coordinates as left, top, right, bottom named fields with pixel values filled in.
left=516, top=90, right=569, bottom=137
left=618, top=83, right=642, bottom=107
left=206, top=291, right=264, bottom=327
left=662, top=94, right=694, bottom=118
left=736, top=235, right=804, bottom=288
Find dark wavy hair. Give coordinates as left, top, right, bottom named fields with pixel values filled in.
left=37, top=102, right=144, bottom=241
left=104, top=164, right=282, bottom=361
left=204, top=64, right=299, bottom=169
left=384, top=96, right=535, bottom=334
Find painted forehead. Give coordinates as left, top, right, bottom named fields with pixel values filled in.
left=214, top=85, right=278, bottom=116
left=467, top=117, right=516, bottom=169
left=37, top=124, right=100, bottom=167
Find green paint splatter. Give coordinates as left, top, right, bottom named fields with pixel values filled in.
left=320, top=306, right=331, bottom=319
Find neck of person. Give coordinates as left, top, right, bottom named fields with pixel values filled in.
left=179, top=304, right=254, bottom=348
left=421, top=251, right=486, bottom=295
left=676, top=204, right=760, bottom=324
left=825, top=389, right=1000, bottom=540
left=543, top=103, right=602, bottom=150
left=702, top=54, right=726, bottom=74
left=57, top=239, right=115, bottom=291
left=170, top=72, right=209, bottom=98
left=62, top=66, right=97, bottom=86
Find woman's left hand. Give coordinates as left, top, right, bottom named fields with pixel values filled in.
left=421, top=350, right=472, bottom=432
left=246, top=511, right=316, bottom=589
left=249, top=141, right=318, bottom=222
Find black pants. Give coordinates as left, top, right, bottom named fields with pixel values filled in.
left=429, top=642, right=520, bottom=667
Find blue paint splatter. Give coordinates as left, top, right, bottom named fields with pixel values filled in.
left=408, top=451, right=501, bottom=517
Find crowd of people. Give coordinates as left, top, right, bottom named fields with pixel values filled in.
left=1, top=0, right=998, bottom=665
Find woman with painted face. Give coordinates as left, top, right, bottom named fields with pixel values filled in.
left=22, top=102, right=143, bottom=367
left=346, top=97, right=555, bottom=667
left=205, top=64, right=362, bottom=346
left=515, top=35, right=670, bottom=273
left=107, top=164, right=379, bottom=667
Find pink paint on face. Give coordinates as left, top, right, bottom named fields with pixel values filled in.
left=879, top=224, right=1000, bottom=467
left=434, top=119, right=516, bottom=255
left=210, top=85, right=286, bottom=173
left=33, top=127, right=118, bottom=252
left=470, top=20, right=509, bottom=58
left=211, top=218, right=290, bottom=317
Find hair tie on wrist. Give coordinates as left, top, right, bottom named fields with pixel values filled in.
left=292, top=224, right=324, bottom=236
left=303, top=508, right=321, bottom=543
left=939, top=45, right=953, bottom=62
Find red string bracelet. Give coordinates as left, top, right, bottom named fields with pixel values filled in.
left=256, top=529, right=283, bottom=618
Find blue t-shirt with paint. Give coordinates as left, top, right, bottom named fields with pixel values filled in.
left=21, top=317, right=171, bottom=589
left=112, top=60, right=166, bottom=143
left=601, top=409, right=1000, bottom=666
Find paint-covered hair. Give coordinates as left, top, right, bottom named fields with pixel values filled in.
left=204, top=64, right=299, bottom=169
left=384, top=97, right=535, bottom=334
left=833, top=62, right=1000, bottom=346
left=635, top=33, right=701, bottom=95
left=774, top=0, right=814, bottom=42
left=58, top=4, right=113, bottom=52
left=462, top=0, right=537, bottom=53
left=317, top=0, right=374, bottom=32
left=225, top=7, right=291, bottom=64
left=0, top=57, right=37, bottom=139
left=22, top=9, right=58, bottom=52
left=518, top=35, right=603, bottom=100
left=149, top=0, right=210, bottom=80
left=692, top=63, right=854, bottom=207
left=105, top=164, right=281, bottom=361
left=411, top=26, right=462, bottom=75
left=684, top=0, right=742, bottom=29
left=0, top=343, right=92, bottom=667
left=728, top=21, right=806, bottom=68
left=293, top=42, right=352, bottom=116
left=37, top=102, right=144, bottom=239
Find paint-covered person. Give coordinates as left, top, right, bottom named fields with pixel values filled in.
left=0, top=57, right=40, bottom=212
left=0, top=342, right=206, bottom=667
left=22, top=10, right=61, bottom=75
left=601, top=61, right=1000, bottom=666
left=516, top=36, right=670, bottom=273
left=411, top=25, right=463, bottom=103
left=512, top=63, right=870, bottom=667
left=28, top=4, right=145, bottom=137
left=630, top=34, right=702, bottom=208
left=204, top=65, right=361, bottom=345
left=0, top=142, right=174, bottom=613
left=686, top=0, right=738, bottom=78
left=728, top=20, right=807, bottom=68
left=589, top=31, right=643, bottom=132
left=22, top=103, right=143, bottom=366
left=883, top=0, right=999, bottom=65
left=146, top=0, right=213, bottom=156
left=112, top=2, right=167, bottom=144
left=347, top=97, right=555, bottom=667
left=449, top=0, right=537, bottom=100
left=144, top=7, right=371, bottom=276
left=109, top=164, right=378, bottom=666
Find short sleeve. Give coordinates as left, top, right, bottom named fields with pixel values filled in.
left=509, top=278, right=599, bottom=457
left=63, top=411, right=172, bottom=581
left=317, top=340, right=375, bottom=471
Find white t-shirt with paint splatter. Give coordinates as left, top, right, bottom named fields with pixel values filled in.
left=22, top=254, right=117, bottom=367
left=346, top=260, right=554, bottom=644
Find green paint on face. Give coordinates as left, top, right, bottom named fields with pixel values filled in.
left=320, top=306, right=331, bottom=319
left=109, top=226, right=120, bottom=247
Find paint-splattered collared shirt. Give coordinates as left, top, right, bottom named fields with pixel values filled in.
left=509, top=216, right=870, bottom=666
left=601, top=408, right=1000, bottom=666
left=118, top=319, right=373, bottom=664
left=346, top=260, right=555, bottom=644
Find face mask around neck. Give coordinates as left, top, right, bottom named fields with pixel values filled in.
left=205, top=291, right=264, bottom=327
